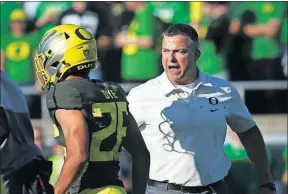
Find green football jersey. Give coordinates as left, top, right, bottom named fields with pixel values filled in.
left=121, top=4, right=160, bottom=81
left=1, top=31, right=40, bottom=84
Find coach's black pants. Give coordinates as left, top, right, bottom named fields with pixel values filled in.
left=146, top=179, right=228, bottom=194
left=4, top=159, right=54, bottom=194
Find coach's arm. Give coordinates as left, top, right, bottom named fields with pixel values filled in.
left=122, top=113, right=150, bottom=194
left=226, top=85, right=274, bottom=193
left=237, top=125, right=273, bottom=184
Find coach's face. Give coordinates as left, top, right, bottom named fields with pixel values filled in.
left=162, top=35, right=199, bottom=85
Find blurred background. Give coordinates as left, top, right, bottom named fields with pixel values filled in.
left=0, top=1, right=287, bottom=194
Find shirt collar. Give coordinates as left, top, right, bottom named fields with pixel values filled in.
left=159, top=69, right=213, bottom=96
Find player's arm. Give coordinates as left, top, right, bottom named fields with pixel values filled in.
left=54, top=109, right=89, bottom=194
left=122, top=113, right=150, bottom=194
left=0, top=107, right=9, bottom=145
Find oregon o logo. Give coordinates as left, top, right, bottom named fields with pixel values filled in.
left=75, top=28, right=93, bottom=40
left=209, top=97, right=219, bottom=105
left=6, top=41, right=30, bottom=61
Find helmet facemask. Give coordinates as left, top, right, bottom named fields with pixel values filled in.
left=34, top=52, right=51, bottom=91
left=34, top=52, right=60, bottom=91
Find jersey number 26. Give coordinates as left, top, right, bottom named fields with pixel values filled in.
left=91, top=102, right=128, bottom=162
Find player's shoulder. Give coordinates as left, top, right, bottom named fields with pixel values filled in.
left=51, top=78, right=85, bottom=94
left=46, top=79, right=87, bottom=110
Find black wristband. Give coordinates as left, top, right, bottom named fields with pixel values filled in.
left=260, top=183, right=276, bottom=191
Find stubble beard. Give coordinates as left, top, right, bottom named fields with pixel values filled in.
left=172, top=64, right=197, bottom=85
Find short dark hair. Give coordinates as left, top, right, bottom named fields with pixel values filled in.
left=162, top=24, right=199, bottom=44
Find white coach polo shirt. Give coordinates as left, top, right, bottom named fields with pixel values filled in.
left=127, top=70, right=256, bottom=186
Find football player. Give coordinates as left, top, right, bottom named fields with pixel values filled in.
left=34, top=24, right=150, bottom=194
